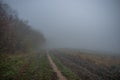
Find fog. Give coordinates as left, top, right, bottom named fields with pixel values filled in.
left=5, top=0, right=120, bottom=53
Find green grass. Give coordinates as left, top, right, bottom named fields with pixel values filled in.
left=0, top=53, right=28, bottom=80
left=38, top=53, right=57, bottom=80
left=50, top=54, right=80, bottom=80
left=0, top=52, right=57, bottom=80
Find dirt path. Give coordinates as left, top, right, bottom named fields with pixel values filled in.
left=47, top=51, right=67, bottom=80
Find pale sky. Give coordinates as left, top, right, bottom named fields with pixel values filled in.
left=5, top=0, right=120, bottom=53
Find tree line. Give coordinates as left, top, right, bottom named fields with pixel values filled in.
left=0, top=1, right=45, bottom=54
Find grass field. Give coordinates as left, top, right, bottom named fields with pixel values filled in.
left=0, top=49, right=120, bottom=80
left=0, top=51, right=57, bottom=80
left=50, top=53, right=80, bottom=80
left=50, top=49, right=120, bottom=80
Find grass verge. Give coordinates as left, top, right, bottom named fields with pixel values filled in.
left=50, top=54, right=80, bottom=80
left=0, top=52, right=57, bottom=80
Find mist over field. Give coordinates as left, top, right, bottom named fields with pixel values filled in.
left=1, top=1, right=120, bottom=80
left=5, top=0, right=120, bottom=53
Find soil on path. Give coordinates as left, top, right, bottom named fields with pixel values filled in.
left=47, top=51, right=67, bottom=80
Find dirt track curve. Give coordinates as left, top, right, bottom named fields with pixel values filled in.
left=47, top=51, right=67, bottom=80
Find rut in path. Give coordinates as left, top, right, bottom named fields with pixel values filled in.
left=47, top=51, right=67, bottom=80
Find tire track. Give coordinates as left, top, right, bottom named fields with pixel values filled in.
left=47, top=51, right=67, bottom=80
